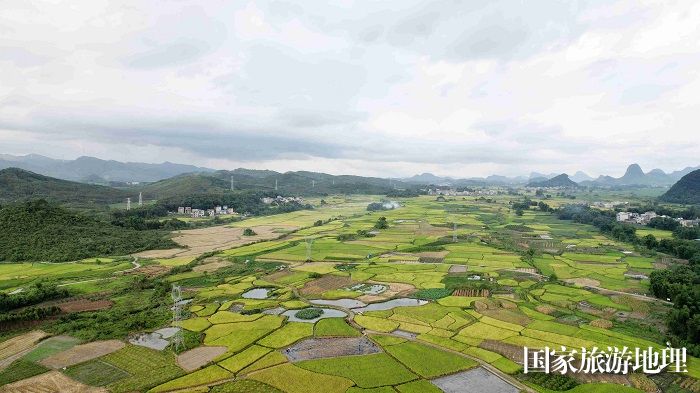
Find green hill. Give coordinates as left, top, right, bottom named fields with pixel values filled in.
left=0, top=200, right=176, bottom=262
left=660, top=169, right=700, bottom=204
left=527, top=174, right=579, bottom=188
left=140, top=170, right=414, bottom=198
left=0, top=168, right=128, bottom=204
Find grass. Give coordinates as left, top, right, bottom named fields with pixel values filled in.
left=355, top=315, right=400, bottom=332
left=249, top=364, right=354, bottom=393
left=65, top=360, right=130, bottom=386
left=150, top=365, right=232, bottom=393
left=102, top=345, right=184, bottom=393
left=314, top=318, right=361, bottom=337
left=0, top=359, right=49, bottom=385
left=383, top=341, right=477, bottom=378
left=257, top=322, right=314, bottom=348
left=395, top=380, right=443, bottom=393
left=22, top=336, right=82, bottom=362
left=210, top=380, right=284, bottom=393
left=218, top=345, right=271, bottom=373
left=238, top=351, right=287, bottom=374
left=296, top=353, right=417, bottom=388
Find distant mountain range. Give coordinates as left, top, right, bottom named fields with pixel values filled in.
left=0, top=154, right=698, bottom=190
left=527, top=174, right=578, bottom=188
left=404, top=164, right=699, bottom=187
left=0, top=154, right=214, bottom=183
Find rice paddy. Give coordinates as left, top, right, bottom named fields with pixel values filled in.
left=1, top=194, right=696, bottom=392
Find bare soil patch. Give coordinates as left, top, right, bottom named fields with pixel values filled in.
left=0, top=370, right=107, bottom=393
left=301, top=275, right=353, bottom=295
left=58, top=299, right=113, bottom=313
left=564, top=278, right=600, bottom=287
left=128, top=264, right=171, bottom=278
left=449, top=265, right=467, bottom=273
left=193, top=258, right=231, bottom=273
left=0, top=330, right=49, bottom=370
left=40, top=340, right=125, bottom=369
left=177, top=346, right=228, bottom=372
left=357, top=282, right=414, bottom=303
left=284, top=337, right=380, bottom=362
left=479, top=340, right=524, bottom=363
left=136, top=224, right=297, bottom=259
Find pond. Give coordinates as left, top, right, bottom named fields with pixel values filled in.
left=310, top=299, right=366, bottom=309
left=431, top=367, right=518, bottom=393
left=352, top=298, right=427, bottom=313
left=242, top=288, right=271, bottom=299
left=347, top=283, right=387, bottom=295
left=282, top=308, right=347, bottom=323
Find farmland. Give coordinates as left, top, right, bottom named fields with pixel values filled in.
left=0, top=193, right=697, bottom=392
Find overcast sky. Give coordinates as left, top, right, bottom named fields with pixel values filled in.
left=1, top=1, right=698, bottom=178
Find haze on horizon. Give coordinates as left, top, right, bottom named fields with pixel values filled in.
left=0, top=1, right=698, bottom=178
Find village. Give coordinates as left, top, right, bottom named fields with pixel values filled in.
left=616, top=210, right=700, bottom=227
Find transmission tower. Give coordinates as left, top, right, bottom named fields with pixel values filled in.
left=230, top=175, right=234, bottom=191
left=126, top=197, right=131, bottom=210
left=312, top=180, right=315, bottom=188
left=138, top=192, right=143, bottom=206
left=171, top=285, right=184, bottom=352
left=275, top=179, right=278, bottom=191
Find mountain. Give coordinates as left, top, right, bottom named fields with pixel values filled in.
left=660, top=169, right=700, bottom=205
left=570, top=171, right=593, bottom=183
left=140, top=169, right=415, bottom=199
left=404, top=173, right=452, bottom=184
left=527, top=174, right=579, bottom=188
left=584, top=164, right=689, bottom=187
left=0, top=154, right=214, bottom=183
left=0, top=168, right=129, bottom=204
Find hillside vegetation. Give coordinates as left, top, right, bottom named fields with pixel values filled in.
left=0, top=168, right=127, bottom=204
left=660, top=169, right=700, bottom=204
left=0, top=200, right=176, bottom=262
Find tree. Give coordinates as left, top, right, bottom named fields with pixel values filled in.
left=243, top=228, right=256, bottom=236
left=374, top=216, right=389, bottom=229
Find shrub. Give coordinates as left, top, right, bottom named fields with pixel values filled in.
left=294, top=308, right=324, bottom=320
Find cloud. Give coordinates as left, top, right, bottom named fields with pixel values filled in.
left=0, top=0, right=698, bottom=178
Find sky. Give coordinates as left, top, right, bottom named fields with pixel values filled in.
left=0, top=0, right=699, bottom=178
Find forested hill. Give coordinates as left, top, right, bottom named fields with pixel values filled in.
left=139, top=170, right=415, bottom=199
left=0, top=168, right=128, bottom=204
left=0, top=200, right=176, bottom=262
left=660, top=169, right=700, bottom=205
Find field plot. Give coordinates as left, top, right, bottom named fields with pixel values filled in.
left=249, top=363, right=354, bottom=393
left=40, top=340, right=124, bottom=369
left=0, top=370, right=107, bottom=393
left=178, top=346, right=228, bottom=372
left=0, top=260, right=131, bottom=291
left=296, top=353, right=417, bottom=388
left=0, top=330, right=49, bottom=369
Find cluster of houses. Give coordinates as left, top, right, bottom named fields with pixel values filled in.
left=427, top=188, right=497, bottom=196
left=261, top=196, right=305, bottom=205
left=176, top=205, right=236, bottom=218
left=616, top=211, right=700, bottom=227
left=591, top=201, right=628, bottom=209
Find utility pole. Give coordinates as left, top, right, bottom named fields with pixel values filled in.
left=138, top=192, right=142, bottom=206
left=126, top=198, right=131, bottom=210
